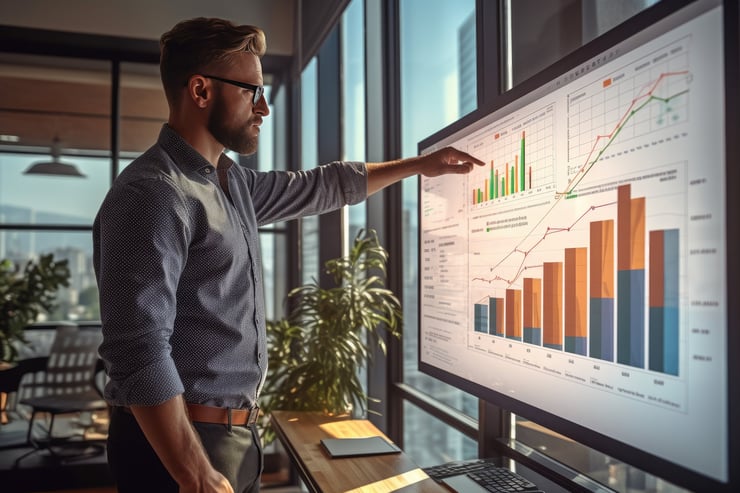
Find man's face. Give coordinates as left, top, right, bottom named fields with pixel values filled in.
left=206, top=52, right=269, bottom=155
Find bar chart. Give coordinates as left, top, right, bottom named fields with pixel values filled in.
left=467, top=104, right=556, bottom=205
left=471, top=182, right=681, bottom=376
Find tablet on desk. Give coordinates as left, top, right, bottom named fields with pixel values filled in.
left=320, top=436, right=402, bottom=458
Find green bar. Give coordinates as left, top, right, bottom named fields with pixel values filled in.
left=501, top=177, right=505, bottom=197
left=478, top=189, right=482, bottom=203
left=510, top=166, right=515, bottom=194
left=490, top=168, right=494, bottom=200
left=520, top=134, right=526, bottom=191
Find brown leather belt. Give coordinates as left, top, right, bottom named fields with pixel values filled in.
left=186, top=403, right=260, bottom=426
left=120, top=403, right=260, bottom=426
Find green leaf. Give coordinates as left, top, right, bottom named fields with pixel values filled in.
left=259, top=229, right=403, bottom=445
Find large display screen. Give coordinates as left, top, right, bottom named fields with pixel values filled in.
left=418, top=0, right=735, bottom=490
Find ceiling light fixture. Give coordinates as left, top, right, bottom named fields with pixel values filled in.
left=23, top=137, right=86, bottom=178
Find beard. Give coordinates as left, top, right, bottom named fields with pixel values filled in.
left=207, top=91, right=259, bottom=155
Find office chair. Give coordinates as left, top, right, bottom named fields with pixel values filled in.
left=12, top=325, right=108, bottom=466
left=0, top=323, right=73, bottom=447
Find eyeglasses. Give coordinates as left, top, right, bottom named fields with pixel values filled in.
left=201, top=74, right=265, bottom=105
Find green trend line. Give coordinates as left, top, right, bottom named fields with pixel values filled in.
left=565, top=88, right=689, bottom=195
left=482, top=71, right=691, bottom=286
left=561, top=70, right=689, bottom=198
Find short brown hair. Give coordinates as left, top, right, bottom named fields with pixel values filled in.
left=159, top=17, right=266, bottom=105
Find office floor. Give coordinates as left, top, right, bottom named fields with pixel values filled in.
left=0, top=409, right=113, bottom=492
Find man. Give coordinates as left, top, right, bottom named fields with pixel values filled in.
left=93, top=17, right=483, bottom=493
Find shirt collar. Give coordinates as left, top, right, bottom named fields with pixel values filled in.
left=157, top=124, right=235, bottom=176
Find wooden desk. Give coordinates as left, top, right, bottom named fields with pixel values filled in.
left=270, top=410, right=448, bottom=493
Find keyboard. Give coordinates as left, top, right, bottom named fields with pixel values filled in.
left=423, top=458, right=494, bottom=479
left=424, top=459, right=543, bottom=493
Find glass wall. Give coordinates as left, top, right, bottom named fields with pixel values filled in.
left=341, top=0, right=366, bottom=242
left=255, top=88, right=287, bottom=322
left=0, top=53, right=287, bottom=331
left=0, top=54, right=112, bottom=323
left=120, top=62, right=168, bottom=157
left=300, top=57, right=320, bottom=285
left=398, top=0, right=478, bottom=467
left=505, top=0, right=661, bottom=88
left=402, top=401, right=478, bottom=468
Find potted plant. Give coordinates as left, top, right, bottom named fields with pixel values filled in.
left=0, top=253, right=70, bottom=363
left=259, top=228, right=402, bottom=446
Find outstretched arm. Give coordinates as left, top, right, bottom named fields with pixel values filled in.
left=366, top=146, right=484, bottom=196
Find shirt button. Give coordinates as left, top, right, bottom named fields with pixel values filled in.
left=204, top=167, right=213, bottom=174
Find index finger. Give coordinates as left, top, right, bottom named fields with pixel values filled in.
left=445, top=146, right=485, bottom=167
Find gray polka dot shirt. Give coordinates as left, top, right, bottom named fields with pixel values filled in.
left=93, top=124, right=366, bottom=409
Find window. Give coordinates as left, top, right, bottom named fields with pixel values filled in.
left=254, top=88, right=288, bottom=322
left=341, top=0, right=367, bottom=243
left=504, top=0, right=661, bottom=88
left=403, top=401, right=478, bottom=468
left=301, top=57, right=319, bottom=285
left=0, top=54, right=112, bottom=323
left=398, top=0, right=478, bottom=466
left=120, top=62, right=168, bottom=157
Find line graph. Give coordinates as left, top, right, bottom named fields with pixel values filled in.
left=565, top=70, right=690, bottom=195
left=566, top=35, right=691, bottom=190
left=470, top=36, right=693, bottom=292
left=471, top=201, right=616, bottom=286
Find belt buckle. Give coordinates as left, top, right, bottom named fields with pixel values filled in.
left=247, top=405, right=260, bottom=426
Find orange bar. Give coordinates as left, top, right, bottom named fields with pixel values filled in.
left=617, top=185, right=631, bottom=270
left=649, top=230, right=665, bottom=307
left=603, top=78, right=612, bottom=88
left=485, top=179, right=489, bottom=201
left=543, top=262, right=563, bottom=347
left=515, top=155, right=519, bottom=192
left=524, top=278, right=542, bottom=328
left=496, top=298, right=505, bottom=336
left=506, top=289, right=522, bottom=338
left=618, top=185, right=646, bottom=271
left=590, top=220, right=614, bottom=298
left=565, top=248, right=588, bottom=338
left=631, top=197, right=646, bottom=270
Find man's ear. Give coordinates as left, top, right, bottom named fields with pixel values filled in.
left=187, top=75, right=211, bottom=108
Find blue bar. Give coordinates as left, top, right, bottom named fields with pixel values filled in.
left=474, top=303, right=488, bottom=334
left=523, top=327, right=542, bottom=345
left=590, top=298, right=614, bottom=361
left=618, top=269, right=645, bottom=367
left=565, top=336, right=587, bottom=355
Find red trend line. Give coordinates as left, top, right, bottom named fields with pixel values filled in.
left=472, top=70, right=689, bottom=287
left=563, top=70, right=689, bottom=195
left=472, top=202, right=616, bottom=286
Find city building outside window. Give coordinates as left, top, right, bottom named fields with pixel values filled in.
left=398, top=0, right=478, bottom=467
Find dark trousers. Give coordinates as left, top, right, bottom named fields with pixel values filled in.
left=107, top=406, right=263, bottom=493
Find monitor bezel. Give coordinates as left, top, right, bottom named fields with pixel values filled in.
left=416, top=1, right=738, bottom=491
